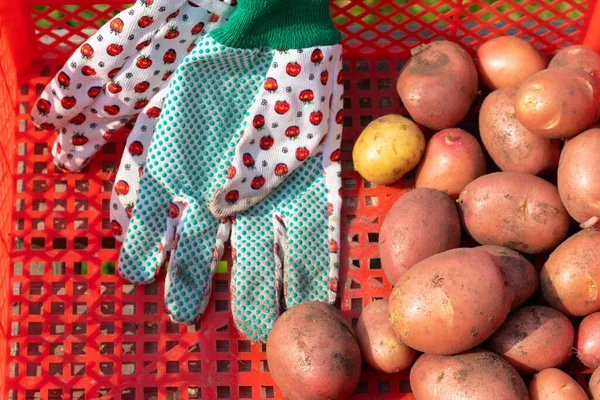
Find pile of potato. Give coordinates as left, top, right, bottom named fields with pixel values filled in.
left=354, top=38, right=600, bottom=399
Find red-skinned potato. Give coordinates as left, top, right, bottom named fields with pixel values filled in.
left=591, top=367, right=600, bottom=399
left=529, top=368, right=588, bottom=400
left=479, top=87, right=561, bottom=175
left=540, top=229, right=600, bottom=316
left=549, top=45, right=600, bottom=76
left=397, top=41, right=478, bottom=130
left=415, top=128, right=487, bottom=199
left=558, top=128, right=600, bottom=228
left=515, top=68, right=600, bottom=139
left=410, top=350, right=529, bottom=400
left=356, top=300, right=417, bottom=373
left=486, top=306, right=574, bottom=374
left=477, top=36, right=547, bottom=90
left=379, top=188, right=461, bottom=286
left=266, top=302, right=361, bottom=400
left=389, top=248, right=514, bottom=355
left=479, top=245, right=538, bottom=310
left=575, top=312, right=600, bottom=368
left=458, top=172, right=570, bottom=254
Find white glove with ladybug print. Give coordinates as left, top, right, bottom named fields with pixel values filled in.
left=118, top=0, right=344, bottom=342
left=30, top=0, right=237, bottom=241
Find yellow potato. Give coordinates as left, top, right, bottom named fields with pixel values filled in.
left=353, top=114, right=425, bottom=185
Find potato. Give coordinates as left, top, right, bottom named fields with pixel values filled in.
left=549, top=45, right=600, bottom=76
left=558, top=128, right=600, bottom=228
left=529, top=368, right=588, bottom=400
left=415, top=128, right=487, bottom=199
left=540, top=229, right=600, bottom=316
left=486, top=306, right=574, bottom=374
left=379, top=188, right=461, bottom=285
left=353, top=114, right=425, bottom=185
left=591, top=367, right=600, bottom=399
left=266, top=302, right=361, bottom=400
left=479, top=245, right=538, bottom=310
left=515, top=68, right=600, bottom=139
left=575, top=312, right=600, bottom=368
left=356, top=300, right=417, bottom=373
left=479, top=87, right=561, bottom=175
left=458, top=172, right=570, bottom=254
left=410, top=350, right=529, bottom=400
left=397, top=41, right=478, bottom=130
left=477, top=36, right=547, bottom=90
left=389, top=248, right=513, bottom=354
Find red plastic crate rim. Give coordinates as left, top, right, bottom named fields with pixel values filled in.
left=1, top=0, right=600, bottom=399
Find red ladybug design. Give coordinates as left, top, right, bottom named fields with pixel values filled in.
left=336, top=109, right=343, bottom=124
left=309, top=111, right=323, bottom=126
left=125, top=203, right=134, bottom=219
left=36, top=99, right=51, bottom=116
left=168, top=203, right=180, bottom=218
left=134, top=99, right=149, bottom=110
left=327, top=278, right=339, bottom=292
left=210, top=13, right=220, bottom=23
left=330, top=149, right=340, bottom=162
left=88, top=86, right=102, bottom=98
left=295, top=147, right=310, bottom=161
left=165, top=26, right=180, bottom=39
left=56, top=142, right=62, bottom=154
left=329, top=239, right=339, bottom=253
left=163, top=49, right=176, bottom=64
left=286, top=62, right=301, bottom=77
left=136, top=40, right=152, bottom=51
left=225, top=190, right=239, bottom=204
left=114, top=180, right=130, bottom=195
left=107, top=82, right=122, bottom=94
left=253, top=115, right=265, bottom=130
left=61, top=96, right=77, bottom=110
left=285, top=126, right=300, bottom=139
left=251, top=176, right=266, bottom=190
left=191, top=22, right=205, bottom=35
left=243, top=153, right=255, bottom=169
left=162, top=70, right=174, bottom=81
left=166, top=10, right=180, bottom=22
left=146, top=107, right=161, bottom=118
left=299, top=90, right=314, bottom=104
left=139, top=165, right=144, bottom=177
left=111, top=220, right=123, bottom=236
left=108, top=67, right=121, bottom=79
left=40, top=123, right=56, bottom=131
left=104, top=105, right=120, bottom=116
left=110, top=18, right=124, bottom=34
left=69, top=113, right=86, bottom=125
left=140, top=0, right=154, bottom=6
left=57, top=72, right=71, bottom=88
left=106, top=43, right=124, bottom=56
left=311, top=49, right=324, bottom=65
left=71, top=133, right=88, bottom=146
left=327, top=202, right=334, bottom=216
left=137, top=16, right=154, bottom=28
left=274, top=163, right=288, bottom=176
left=82, top=66, right=96, bottom=76
left=337, top=70, right=343, bottom=85
left=102, top=129, right=116, bottom=140
left=187, top=41, right=196, bottom=53
left=134, top=81, right=150, bottom=93
left=259, top=135, right=274, bottom=150
left=264, top=77, right=278, bottom=92
left=81, top=43, right=94, bottom=59
left=320, top=70, right=329, bottom=85
left=128, top=140, right=144, bottom=156
left=227, top=165, right=236, bottom=179
left=319, top=134, right=328, bottom=145
left=274, top=101, right=290, bottom=115
left=136, top=56, right=153, bottom=69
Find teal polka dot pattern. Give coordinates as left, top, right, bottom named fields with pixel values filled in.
left=118, top=35, right=272, bottom=324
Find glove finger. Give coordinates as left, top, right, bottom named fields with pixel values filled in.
left=32, top=0, right=187, bottom=131
left=163, top=196, right=222, bottom=324
left=230, top=208, right=282, bottom=343
left=109, top=89, right=167, bottom=241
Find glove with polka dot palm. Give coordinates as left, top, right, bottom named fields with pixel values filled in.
left=118, top=0, right=343, bottom=341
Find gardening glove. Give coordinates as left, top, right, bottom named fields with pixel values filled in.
left=29, top=0, right=237, bottom=240
left=118, top=0, right=343, bottom=342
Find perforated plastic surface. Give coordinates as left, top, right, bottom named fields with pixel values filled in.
left=0, top=0, right=599, bottom=399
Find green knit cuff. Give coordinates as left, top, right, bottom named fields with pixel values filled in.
left=210, top=0, right=342, bottom=49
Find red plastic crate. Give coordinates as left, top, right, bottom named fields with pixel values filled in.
left=0, top=0, right=599, bottom=399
